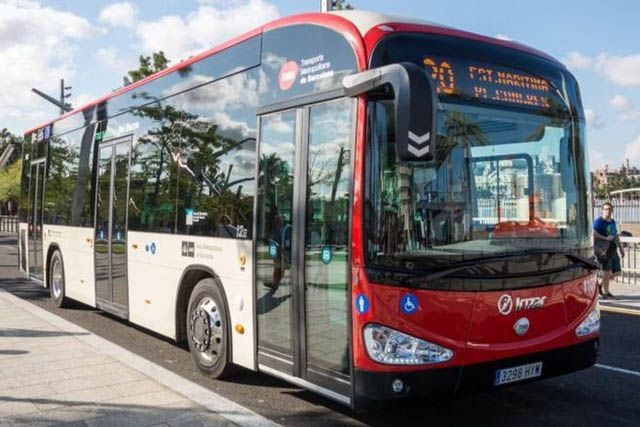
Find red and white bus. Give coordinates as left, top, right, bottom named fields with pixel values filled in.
left=18, top=10, right=599, bottom=410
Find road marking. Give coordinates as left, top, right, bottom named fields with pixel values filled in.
left=600, top=305, right=640, bottom=316
left=595, top=363, right=640, bottom=378
left=0, top=290, right=279, bottom=427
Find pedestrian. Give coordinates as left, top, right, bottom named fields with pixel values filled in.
left=593, top=202, right=625, bottom=299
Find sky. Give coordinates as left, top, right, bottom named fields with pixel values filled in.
left=1, top=0, right=639, bottom=172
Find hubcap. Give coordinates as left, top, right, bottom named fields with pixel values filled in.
left=190, top=297, right=223, bottom=363
left=51, top=258, right=63, bottom=299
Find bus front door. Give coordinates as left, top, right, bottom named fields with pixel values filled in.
left=95, top=136, right=131, bottom=318
left=255, top=98, right=353, bottom=404
left=27, top=160, right=46, bottom=281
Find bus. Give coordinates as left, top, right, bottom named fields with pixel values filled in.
left=18, top=9, right=600, bottom=410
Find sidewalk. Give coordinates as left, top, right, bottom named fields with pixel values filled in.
left=599, top=278, right=640, bottom=315
left=0, top=290, right=276, bottom=426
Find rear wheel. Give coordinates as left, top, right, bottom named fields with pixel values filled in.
left=49, top=250, right=67, bottom=308
left=186, top=278, right=235, bottom=378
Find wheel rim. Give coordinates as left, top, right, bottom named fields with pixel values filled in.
left=51, top=258, right=63, bottom=299
left=190, top=296, right=223, bottom=364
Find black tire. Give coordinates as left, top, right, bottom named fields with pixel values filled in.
left=49, top=250, right=68, bottom=308
left=186, top=278, right=235, bottom=379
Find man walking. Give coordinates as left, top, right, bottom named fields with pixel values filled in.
left=593, top=202, right=624, bottom=299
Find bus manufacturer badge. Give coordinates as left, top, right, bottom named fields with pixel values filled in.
left=498, top=294, right=546, bottom=315
left=355, top=294, right=369, bottom=315
left=514, top=318, right=530, bottom=336
left=400, top=294, right=419, bottom=315
left=498, top=294, right=513, bottom=316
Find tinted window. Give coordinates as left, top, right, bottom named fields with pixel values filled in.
left=106, top=36, right=261, bottom=119
left=260, top=25, right=358, bottom=106
left=127, top=108, right=179, bottom=233
left=18, top=134, right=33, bottom=221
left=371, top=33, right=583, bottom=119
left=44, top=133, right=78, bottom=225
left=171, top=68, right=259, bottom=238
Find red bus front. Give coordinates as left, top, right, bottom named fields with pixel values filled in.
left=349, top=30, right=599, bottom=409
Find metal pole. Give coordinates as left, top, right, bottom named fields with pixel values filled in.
left=60, top=78, right=65, bottom=115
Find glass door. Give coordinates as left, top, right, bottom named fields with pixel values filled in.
left=256, top=98, right=353, bottom=400
left=27, top=161, right=46, bottom=280
left=95, top=137, right=131, bottom=318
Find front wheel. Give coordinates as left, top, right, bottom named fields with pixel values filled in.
left=186, top=278, right=235, bottom=379
left=49, top=250, right=68, bottom=308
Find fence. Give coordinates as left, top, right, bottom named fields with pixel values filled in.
left=617, top=236, right=640, bottom=284
left=593, top=200, right=640, bottom=222
left=0, top=215, right=18, bottom=233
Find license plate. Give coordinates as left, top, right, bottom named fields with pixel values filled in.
left=494, top=362, right=543, bottom=386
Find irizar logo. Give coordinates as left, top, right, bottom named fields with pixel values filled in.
left=498, top=294, right=546, bottom=316
left=498, top=294, right=513, bottom=315
left=407, top=131, right=430, bottom=157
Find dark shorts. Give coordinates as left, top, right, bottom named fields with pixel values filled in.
left=600, top=252, right=621, bottom=273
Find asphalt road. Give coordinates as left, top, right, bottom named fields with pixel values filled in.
left=1, top=233, right=639, bottom=426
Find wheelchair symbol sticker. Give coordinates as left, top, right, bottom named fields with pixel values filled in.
left=400, top=294, right=419, bottom=315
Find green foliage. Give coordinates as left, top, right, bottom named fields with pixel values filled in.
left=334, top=0, right=354, bottom=10
left=0, top=159, right=22, bottom=203
left=123, top=51, right=170, bottom=86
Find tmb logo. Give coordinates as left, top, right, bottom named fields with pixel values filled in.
left=278, top=61, right=299, bottom=91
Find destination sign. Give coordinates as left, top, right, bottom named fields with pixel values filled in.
left=422, top=55, right=557, bottom=110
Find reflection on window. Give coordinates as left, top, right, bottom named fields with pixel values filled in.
left=127, top=69, right=258, bottom=238
left=366, top=101, right=590, bottom=266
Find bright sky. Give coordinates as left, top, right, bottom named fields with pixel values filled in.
left=2, top=0, right=639, bottom=172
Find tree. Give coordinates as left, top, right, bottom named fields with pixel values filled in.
left=333, top=0, right=354, bottom=10
left=123, top=51, right=170, bottom=86
left=0, top=159, right=21, bottom=215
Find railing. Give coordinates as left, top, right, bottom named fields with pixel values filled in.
left=593, top=200, right=640, bottom=222
left=618, top=236, right=640, bottom=284
left=0, top=215, right=18, bottom=234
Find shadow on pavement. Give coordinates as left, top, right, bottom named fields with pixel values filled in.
left=0, top=396, right=228, bottom=426
left=0, top=327, right=89, bottom=338
left=0, top=350, right=29, bottom=355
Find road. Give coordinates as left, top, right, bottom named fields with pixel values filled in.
left=1, top=233, right=639, bottom=426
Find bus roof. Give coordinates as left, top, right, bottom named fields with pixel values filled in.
left=25, top=9, right=562, bottom=135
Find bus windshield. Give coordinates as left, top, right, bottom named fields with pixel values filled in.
left=365, top=34, right=591, bottom=273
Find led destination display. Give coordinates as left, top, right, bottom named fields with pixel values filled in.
left=423, top=55, right=555, bottom=110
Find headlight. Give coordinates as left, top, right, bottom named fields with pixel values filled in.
left=363, top=323, right=453, bottom=365
left=575, top=306, right=600, bottom=337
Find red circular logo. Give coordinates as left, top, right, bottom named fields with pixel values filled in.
left=278, top=61, right=299, bottom=91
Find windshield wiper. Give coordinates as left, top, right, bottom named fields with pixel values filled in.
left=401, top=249, right=598, bottom=286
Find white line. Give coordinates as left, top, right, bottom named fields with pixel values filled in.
left=0, top=290, right=279, bottom=427
left=595, top=363, right=640, bottom=378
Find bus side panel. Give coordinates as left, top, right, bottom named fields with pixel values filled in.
left=127, top=231, right=255, bottom=370
left=42, top=225, right=96, bottom=306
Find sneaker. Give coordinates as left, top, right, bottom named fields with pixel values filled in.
left=600, top=293, right=608, bottom=300
left=605, top=292, right=615, bottom=299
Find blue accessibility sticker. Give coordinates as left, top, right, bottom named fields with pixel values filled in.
left=321, top=246, right=332, bottom=264
left=150, top=242, right=157, bottom=255
left=400, top=293, right=419, bottom=315
left=269, top=242, right=278, bottom=259
left=355, top=294, right=369, bottom=315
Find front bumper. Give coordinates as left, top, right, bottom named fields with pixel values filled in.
left=353, top=338, right=598, bottom=410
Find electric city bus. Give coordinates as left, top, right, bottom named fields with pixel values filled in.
left=18, top=10, right=600, bottom=410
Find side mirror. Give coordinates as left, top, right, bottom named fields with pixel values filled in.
left=343, top=62, right=437, bottom=161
